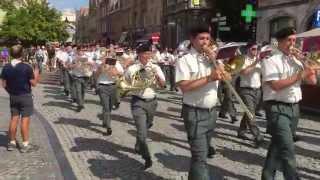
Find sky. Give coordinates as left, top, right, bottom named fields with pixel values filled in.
left=48, top=0, right=88, bottom=11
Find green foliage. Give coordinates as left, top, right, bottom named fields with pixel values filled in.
left=0, top=0, right=69, bottom=45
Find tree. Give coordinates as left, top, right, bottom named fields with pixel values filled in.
left=0, top=0, right=69, bottom=45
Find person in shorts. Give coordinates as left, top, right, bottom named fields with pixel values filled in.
left=0, top=44, right=40, bottom=153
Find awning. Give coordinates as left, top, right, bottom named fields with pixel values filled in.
left=296, top=28, right=320, bottom=38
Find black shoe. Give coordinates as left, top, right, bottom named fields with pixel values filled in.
left=218, top=113, right=227, bottom=119
left=134, top=144, right=141, bottom=154
left=112, top=102, right=120, bottom=110
left=76, top=106, right=84, bottom=112
left=207, top=146, right=216, bottom=158
left=254, top=137, right=264, bottom=148
left=107, top=128, right=112, bottom=136
left=144, top=158, right=152, bottom=170
left=255, top=111, right=264, bottom=117
left=147, top=123, right=153, bottom=129
left=231, top=117, right=238, bottom=124
left=64, top=90, right=69, bottom=96
left=293, top=135, right=301, bottom=142
left=102, top=128, right=112, bottom=136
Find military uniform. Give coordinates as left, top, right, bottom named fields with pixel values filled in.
left=218, top=75, right=238, bottom=122
left=70, top=56, right=91, bottom=112
left=126, top=61, right=165, bottom=169
left=176, top=47, right=219, bottom=180
left=261, top=49, right=302, bottom=180
left=238, top=55, right=263, bottom=145
left=160, top=51, right=175, bottom=90
left=97, top=61, right=123, bottom=135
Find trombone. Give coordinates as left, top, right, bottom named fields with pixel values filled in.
left=202, top=41, right=255, bottom=121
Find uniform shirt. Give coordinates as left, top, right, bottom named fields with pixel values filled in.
left=261, top=49, right=303, bottom=103
left=57, top=51, right=69, bottom=65
left=125, top=62, right=165, bottom=99
left=240, top=55, right=261, bottom=88
left=175, top=47, right=219, bottom=109
left=97, top=61, right=124, bottom=84
left=160, top=52, right=175, bottom=65
left=151, top=50, right=162, bottom=64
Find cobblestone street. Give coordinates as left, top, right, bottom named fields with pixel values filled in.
left=0, top=93, right=67, bottom=179
left=2, top=71, right=319, bottom=180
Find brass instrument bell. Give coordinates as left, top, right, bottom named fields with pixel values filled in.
left=224, top=55, right=245, bottom=74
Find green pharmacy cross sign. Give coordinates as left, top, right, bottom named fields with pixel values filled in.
left=241, top=4, right=256, bottom=23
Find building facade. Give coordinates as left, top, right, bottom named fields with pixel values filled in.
left=96, top=0, right=163, bottom=46
left=75, top=7, right=90, bottom=44
left=257, top=0, right=320, bottom=43
left=162, top=0, right=215, bottom=48
left=61, top=9, right=76, bottom=43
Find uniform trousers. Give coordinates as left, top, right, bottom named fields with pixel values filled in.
left=97, top=84, right=117, bottom=128
left=63, top=69, right=72, bottom=93
left=72, top=76, right=89, bottom=107
left=131, top=96, right=157, bottom=160
left=182, top=104, right=217, bottom=180
left=219, top=81, right=237, bottom=118
left=262, top=101, right=300, bottom=180
left=238, top=87, right=262, bottom=140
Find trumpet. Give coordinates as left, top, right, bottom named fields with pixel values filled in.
left=202, top=41, right=255, bottom=121
left=289, top=46, right=320, bottom=70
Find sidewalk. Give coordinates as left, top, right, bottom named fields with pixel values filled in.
left=0, top=92, right=73, bottom=180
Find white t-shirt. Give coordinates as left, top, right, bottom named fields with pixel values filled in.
left=240, top=55, right=261, bottom=88
left=125, top=62, right=165, bottom=99
left=175, top=47, right=219, bottom=109
left=261, top=49, right=303, bottom=103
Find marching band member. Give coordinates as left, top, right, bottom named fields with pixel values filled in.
left=160, top=47, right=175, bottom=90
left=70, top=49, right=93, bottom=112
left=59, top=45, right=73, bottom=97
left=237, top=41, right=264, bottom=147
left=125, top=42, right=165, bottom=170
left=261, top=27, right=317, bottom=180
left=96, top=52, right=124, bottom=136
left=175, top=24, right=229, bottom=180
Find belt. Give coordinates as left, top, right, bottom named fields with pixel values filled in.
left=132, top=95, right=156, bottom=102
left=265, top=100, right=298, bottom=107
left=99, top=83, right=116, bottom=86
left=183, top=104, right=215, bottom=112
left=240, top=87, right=260, bottom=90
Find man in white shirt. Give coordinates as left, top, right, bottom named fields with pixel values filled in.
left=160, top=47, right=175, bottom=90
left=261, top=27, right=317, bottom=180
left=175, top=24, right=229, bottom=180
left=70, top=48, right=93, bottom=112
left=237, top=42, right=264, bottom=147
left=125, top=42, right=165, bottom=170
left=96, top=53, right=124, bottom=135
